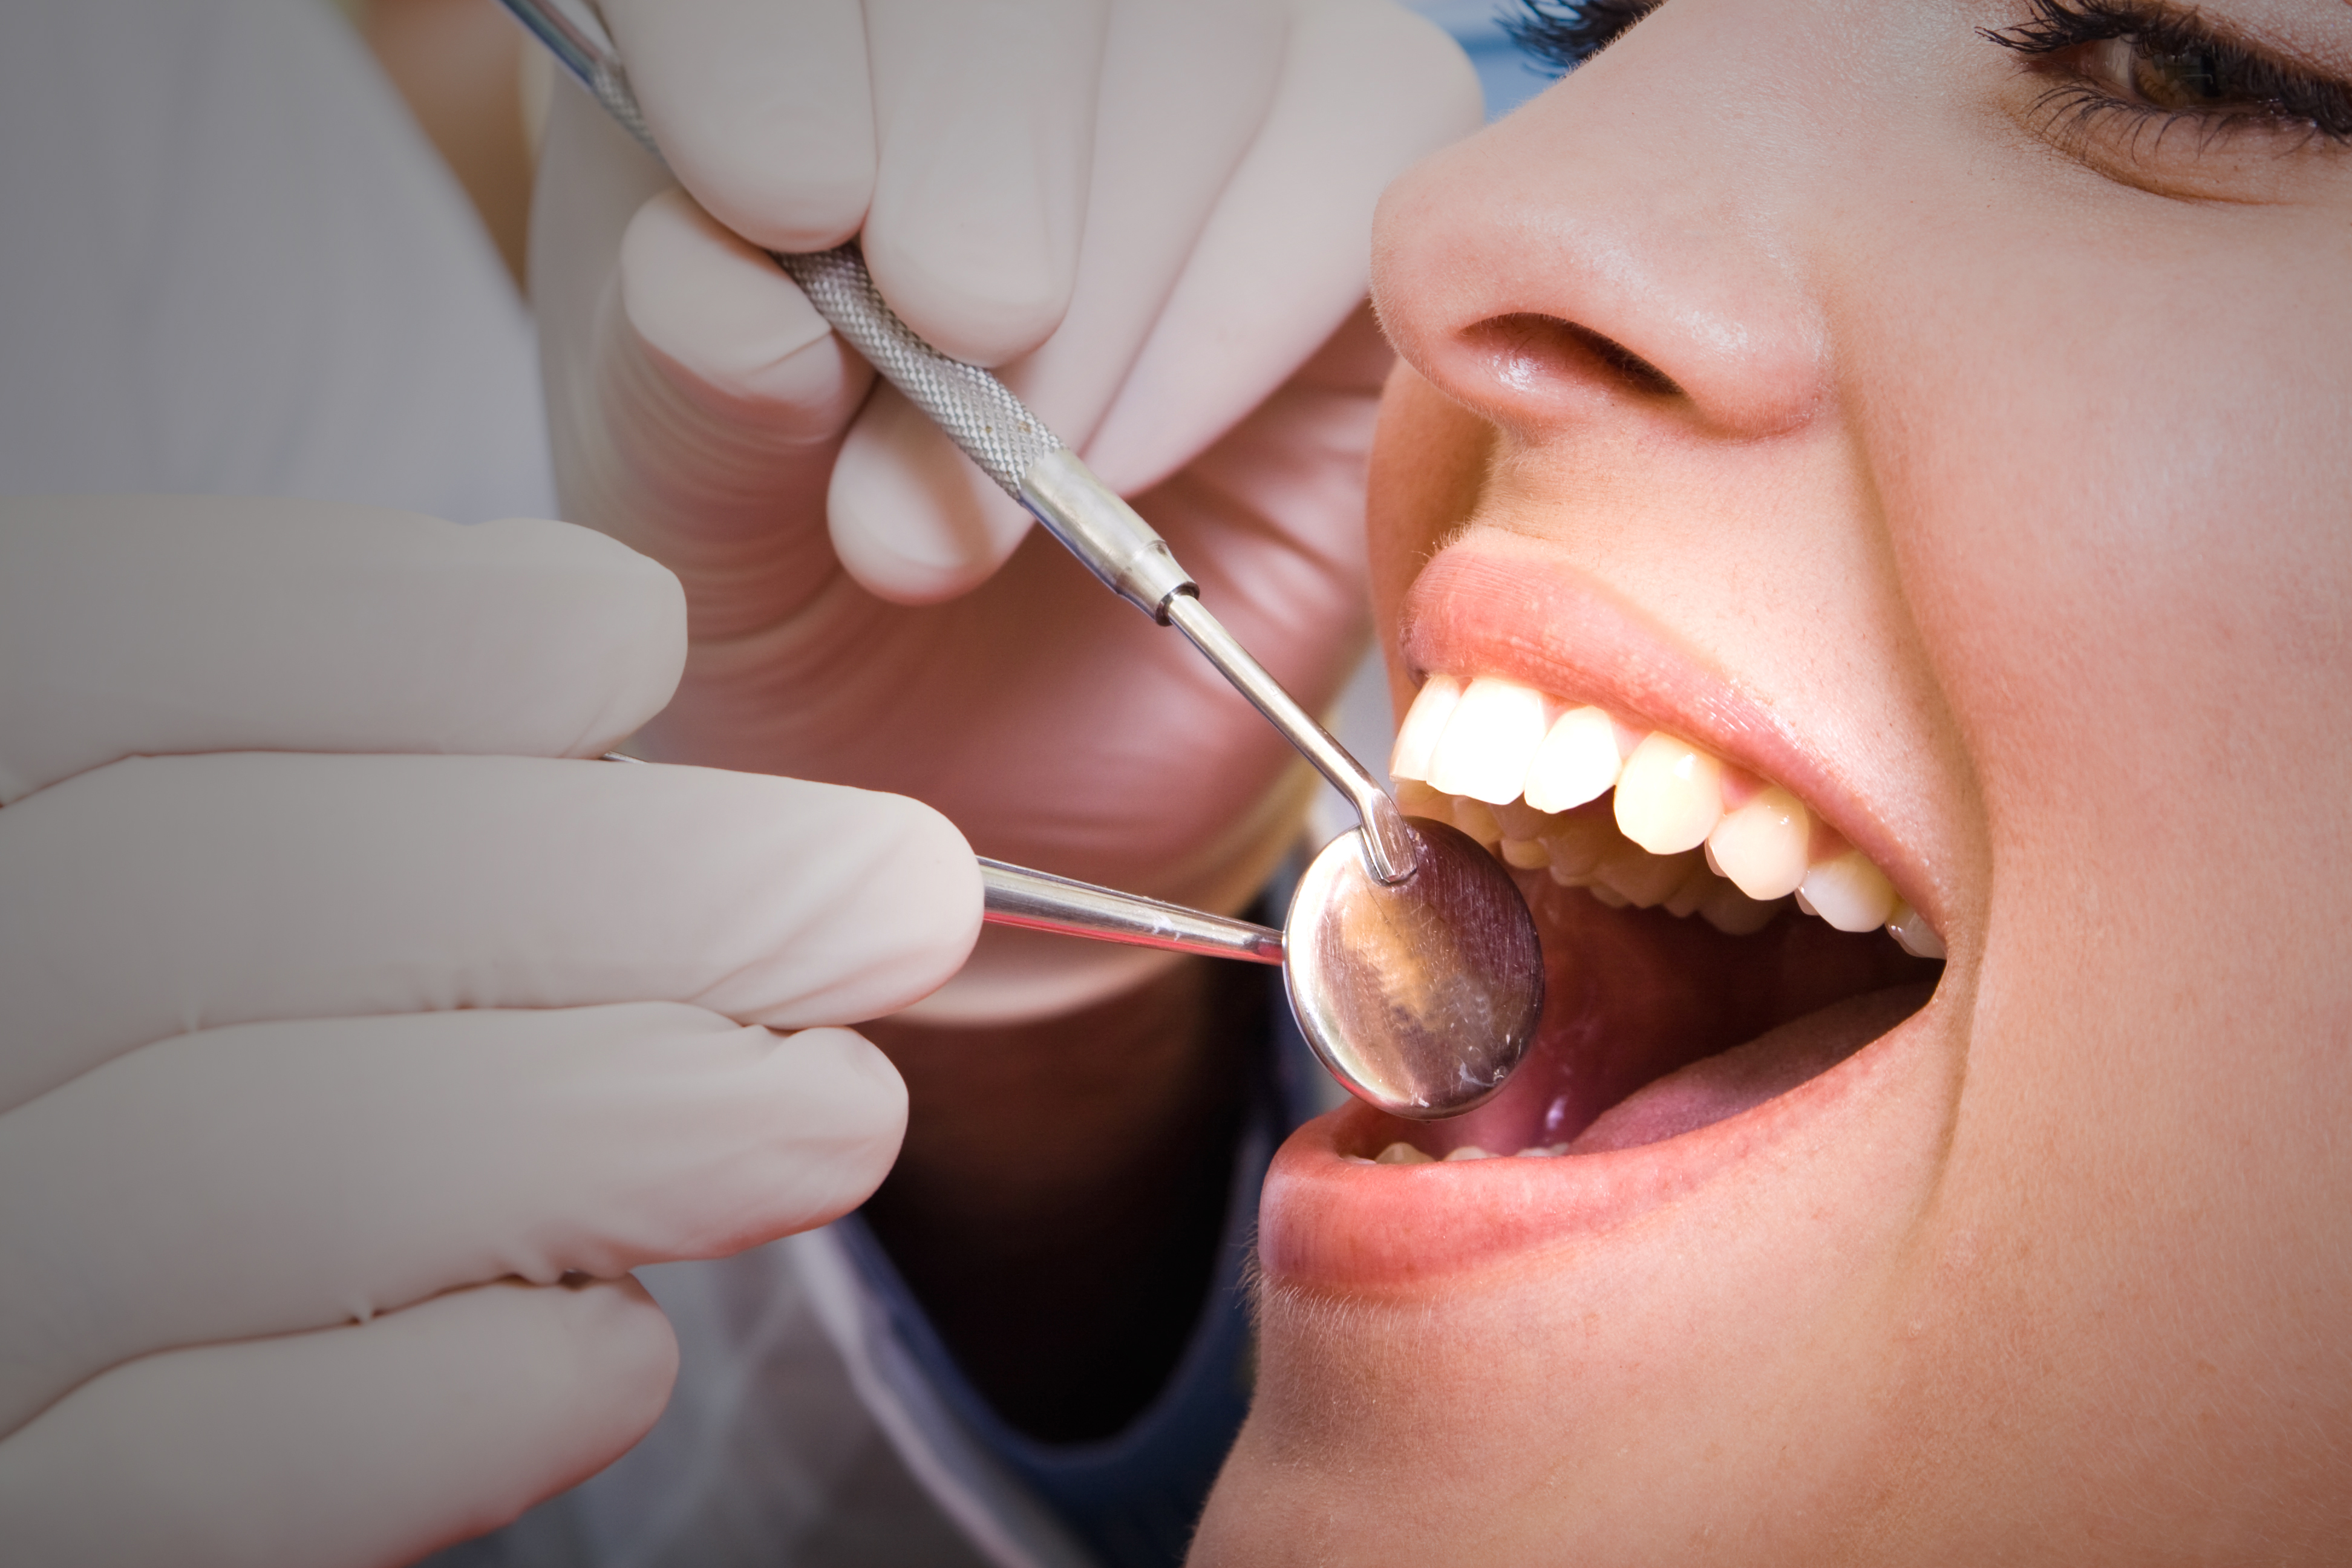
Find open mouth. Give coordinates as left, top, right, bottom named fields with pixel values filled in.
left=1256, top=535, right=1958, bottom=1287
left=1333, top=669, right=1945, bottom=1166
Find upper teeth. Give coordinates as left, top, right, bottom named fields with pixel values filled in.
left=1390, top=673, right=1944, bottom=958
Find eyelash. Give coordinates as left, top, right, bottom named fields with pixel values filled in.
left=1504, top=0, right=2352, bottom=158
left=1984, top=0, right=2352, bottom=150
left=1501, top=0, right=1661, bottom=76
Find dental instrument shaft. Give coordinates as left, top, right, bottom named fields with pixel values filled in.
left=500, top=0, right=1418, bottom=885
left=980, top=858, right=1284, bottom=966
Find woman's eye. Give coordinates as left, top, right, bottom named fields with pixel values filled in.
left=1985, top=0, right=2352, bottom=158
left=2086, top=35, right=2236, bottom=111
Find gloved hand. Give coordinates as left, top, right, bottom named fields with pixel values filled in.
left=532, top=0, right=1483, bottom=1020
left=0, top=496, right=980, bottom=1566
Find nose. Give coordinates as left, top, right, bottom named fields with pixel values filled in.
left=1371, top=13, right=1830, bottom=445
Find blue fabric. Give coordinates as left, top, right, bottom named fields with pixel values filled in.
left=832, top=962, right=1330, bottom=1568
left=1406, top=0, right=1562, bottom=120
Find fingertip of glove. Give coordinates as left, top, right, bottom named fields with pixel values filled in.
left=757, top=1025, right=909, bottom=1218
left=807, top=783, right=984, bottom=1012
left=827, top=399, right=1034, bottom=604
left=618, top=192, right=854, bottom=412
left=537, top=1275, right=679, bottom=1410
left=466, top=519, right=687, bottom=748
left=860, top=223, right=1075, bottom=370
left=434, top=1278, right=678, bottom=1527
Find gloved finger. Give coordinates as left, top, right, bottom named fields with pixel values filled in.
left=0, top=497, right=684, bottom=805
left=0, top=1003, right=898, bottom=1439
left=0, top=1277, right=675, bottom=1568
left=829, top=0, right=1289, bottom=602
left=0, top=753, right=981, bottom=1111
left=599, top=0, right=875, bottom=255
left=822, top=0, right=1305, bottom=603
left=1087, top=0, right=1485, bottom=495
left=595, top=189, right=877, bottom=634
left=858, top=0, right=1109, bottom=367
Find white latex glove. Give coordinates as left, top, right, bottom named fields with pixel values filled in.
left=532, top=0, right=1483, bottom=1019
left=0, top=497, right=981, bottom=1567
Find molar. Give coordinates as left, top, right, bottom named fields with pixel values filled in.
left=1425, top=676, right=1550, bottom=805
left=1374, top=1142, right=1435, bottom=1165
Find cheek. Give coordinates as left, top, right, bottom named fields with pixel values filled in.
left=1845, top=207, right=2352, bottom=843
left=1845, top=209, right=2352, bottom=1501
left=1367, top=366, right=1495, bottom=704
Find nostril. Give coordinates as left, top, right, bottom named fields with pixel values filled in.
left=1466, top=313, right=1684, bottom=401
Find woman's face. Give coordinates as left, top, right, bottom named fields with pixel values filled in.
left=1195, top=0, right=2352, bottom=1558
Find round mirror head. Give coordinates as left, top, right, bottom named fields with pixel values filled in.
left=1283, top=816, right=1546, bottom=1119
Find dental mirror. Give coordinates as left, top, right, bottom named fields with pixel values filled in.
left=1282, top=817, right=1544, bottom=1119
left=982, top=817, right=1543, bottom=1120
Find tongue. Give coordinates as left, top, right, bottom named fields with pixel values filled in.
left=1565, top=982, right=1935, bottom=1156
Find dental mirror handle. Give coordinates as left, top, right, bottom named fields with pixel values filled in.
left=498, top=0, right=1418, bottom=886
left=980, top=858, right=1284, bottom=966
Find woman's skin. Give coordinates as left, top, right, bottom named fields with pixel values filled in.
left=1194, top=0, right=2352, bottom=1559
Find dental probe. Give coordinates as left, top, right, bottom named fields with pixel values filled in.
left=495, top=0, right=1416, bottom=886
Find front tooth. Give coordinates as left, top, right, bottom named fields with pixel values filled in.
left=1705, top=786, right=1811, bottom=901
left=1613, top=733, right=1726, bottom=854
left=1426, top=677, right=1550, bottom=805
left=1887, top=901, right=1946, bottom=959
left=1799, top=848, right=1898, bottom=933
left=1388, top=675, right=1463, bottom=782
left=1524, top=706, right=1624, bottom=813
left=1443, top=1145, right=1495, bottom=1161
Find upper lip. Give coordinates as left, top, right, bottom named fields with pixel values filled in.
left=1256, top=528, right=1955, bottom=1290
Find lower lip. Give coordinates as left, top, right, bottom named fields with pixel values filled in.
left=1258, top=1007, right=1942, bottom=1291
